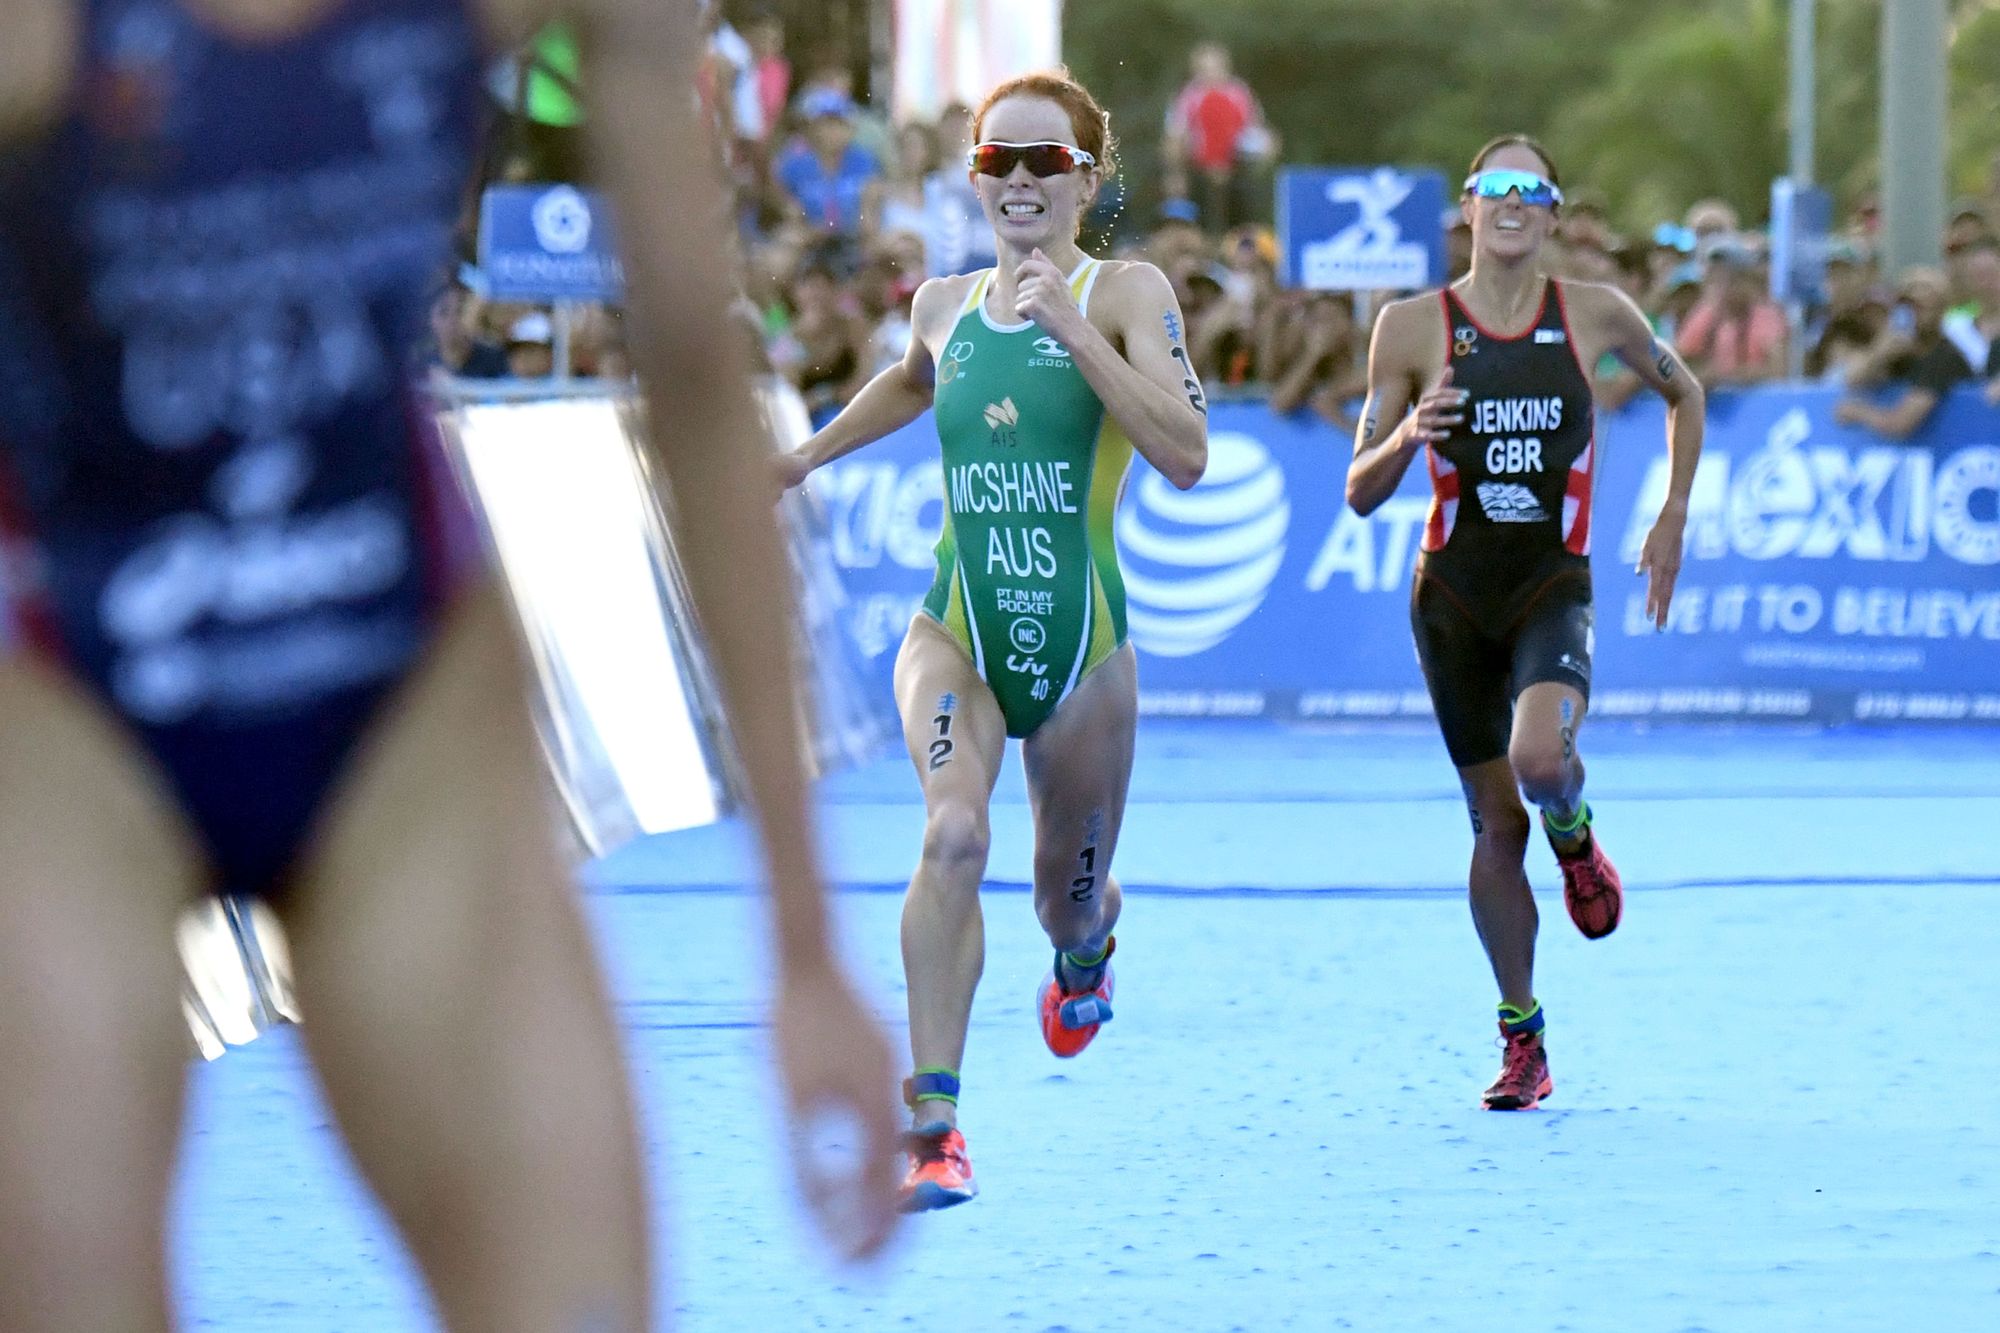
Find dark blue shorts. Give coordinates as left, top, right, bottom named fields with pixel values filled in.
left=0, top=418, right=484, bottom=899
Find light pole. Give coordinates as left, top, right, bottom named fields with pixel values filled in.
left=1880, top=0, right=1949, bottom=274
left=1789, top=0, right=1815, bottom=186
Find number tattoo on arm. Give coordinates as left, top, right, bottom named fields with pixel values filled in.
left=1164, top=311, right=1206, bottom=414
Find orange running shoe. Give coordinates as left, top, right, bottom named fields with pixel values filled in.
left=899, top=1124, right=977, bottom=1212
left=1038, top=938, right=1115, bottom=1058
left=1482, top=1025, right=1553, bottom=1111
left=1551, top=813, right=1623, bottom=939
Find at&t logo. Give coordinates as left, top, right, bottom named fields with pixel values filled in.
left=1115, top=432, right=1290, bottom=656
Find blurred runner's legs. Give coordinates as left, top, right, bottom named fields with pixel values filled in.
left=0, top=0, right=900, bottom=1327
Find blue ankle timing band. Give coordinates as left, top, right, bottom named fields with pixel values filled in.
left=903, top=1068, right=960, bottom=1108
left=1498, top=1001, right=1545, bottom=1037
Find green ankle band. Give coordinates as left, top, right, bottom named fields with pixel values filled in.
left=1542, top=802, right=1590, bottom=835
left=1064, top=937, right=1113, bottom=969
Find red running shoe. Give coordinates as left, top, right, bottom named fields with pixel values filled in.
left=1038, top=939, right=1115, bottom=1058
left=1481, top=1026, right=1553, bottom=1111
left=899, top=1124, right=977, bottom=1212
left=1553, top=824, right=1623, bottom=940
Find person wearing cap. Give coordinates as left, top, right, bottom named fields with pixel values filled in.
left=1653, top=262, right=1705, bottom=344
left=1835, top=267, right=1976, bottom=440
left=1192, top=226, right=1282, bottom=385
left=1804, top=241, right=1889, bottom=381
left=1940, top=234, right=2000, bottom=386
left=505, top=309, right=557, bottom=378
left=1150, top=198, right=1208, bottom=268
left=774, top=86, right=883, bottom=237
left=919, top=102, right=998, bottom=277
left=1268, top=289, right=1366, bottom=427
left=1682, top=198, right=1740, bottom=257
left=1674, top=243, right=1788, bottom=386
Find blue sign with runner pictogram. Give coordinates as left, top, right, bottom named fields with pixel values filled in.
left=1276, top=166, right=1448, bottom=291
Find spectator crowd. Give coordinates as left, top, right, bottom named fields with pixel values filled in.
left=427, top=15, right=2000, bottom=443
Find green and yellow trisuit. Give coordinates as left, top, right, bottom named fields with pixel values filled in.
left=922, top=258, right=1134, bottom=736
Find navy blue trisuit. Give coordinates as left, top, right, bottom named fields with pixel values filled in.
left=0, top=0, right=491, bottom=896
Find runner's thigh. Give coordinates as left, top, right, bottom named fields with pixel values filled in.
left=894, top=616, right=1006, bottom=808
left=1020, top=645, right=1137, bottom=889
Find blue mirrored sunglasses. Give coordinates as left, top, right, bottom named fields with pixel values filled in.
left=1463, top=169, right=1563, bottom=208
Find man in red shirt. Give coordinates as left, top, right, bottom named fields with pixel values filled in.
left=1163, top=42, right=1273, bottom=233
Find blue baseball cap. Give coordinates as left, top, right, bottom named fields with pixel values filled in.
left=800, top=88, right=855, bottom=120
left=1652, top=222, right=1696, bottom=253
left=1667, top=260, right=1705, bottom=290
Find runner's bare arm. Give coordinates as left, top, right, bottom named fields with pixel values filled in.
left=573, top=0, right=899, bottom=1258
left=1586, top=283, right=1703, bottom=626
left=1593, top=285, right=1703, bottom=511
left=0, top=0, right=77, bottom=141
left=785, top=278, right=951, bottom=482
left=1347, top=298, right=1450, bottom=515
left=1833, top=385, right=1942, bottom=441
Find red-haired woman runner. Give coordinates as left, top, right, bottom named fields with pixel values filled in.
left=780, top=69, right=1208, bottom=1208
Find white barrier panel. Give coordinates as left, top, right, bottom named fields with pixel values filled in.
left=453, top=396, right=724, bottom=848
left=180, top=378, right=894, bottom=1056
left=178, top=898, right=297, bottom=1061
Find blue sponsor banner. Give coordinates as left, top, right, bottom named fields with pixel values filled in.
left=808, top=386, right=2000, bottom=725
left=1276, top=166, right=1448, bottom=291
left=477, top=185, right=625, bottom=302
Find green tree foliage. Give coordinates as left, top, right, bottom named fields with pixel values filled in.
left=1064, top=0, right=2000, bottom=234
left=1948, top=5, right=2000, bottom=193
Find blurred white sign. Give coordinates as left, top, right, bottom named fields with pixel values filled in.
left=893, top=0, right=1062, bottom=121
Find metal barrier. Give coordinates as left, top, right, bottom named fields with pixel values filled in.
left=181, top=374, right=892, bottom=1056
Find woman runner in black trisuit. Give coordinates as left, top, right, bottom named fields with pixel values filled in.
left=1346, top=135, right=1704, bottom=1110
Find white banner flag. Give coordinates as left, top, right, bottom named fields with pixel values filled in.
left=893, top=0, right=1063, bottom=121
